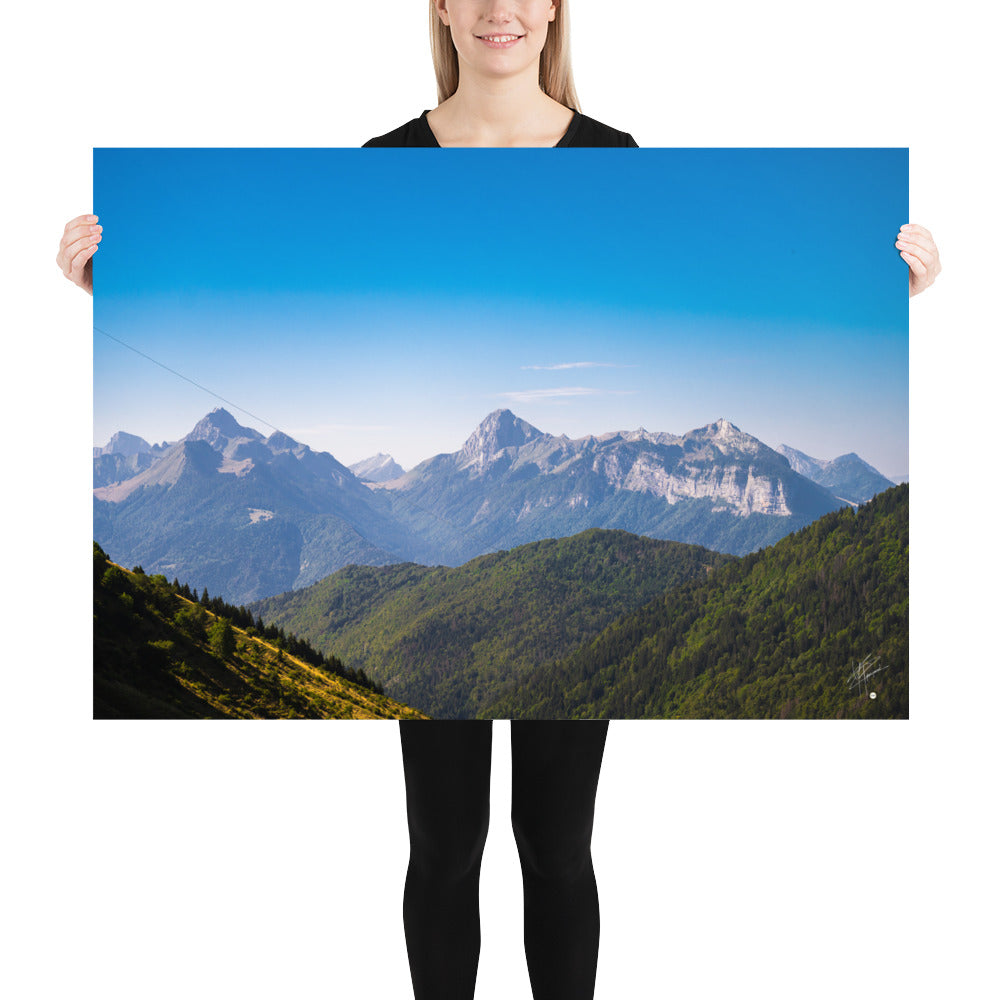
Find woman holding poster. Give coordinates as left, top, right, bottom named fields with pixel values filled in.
left=64, top=3, right=939, bottom=1000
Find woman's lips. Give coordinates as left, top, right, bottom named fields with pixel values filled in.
left=476, top=34, right=524, bottom=49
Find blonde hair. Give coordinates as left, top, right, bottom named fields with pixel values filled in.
left=429, top=1, right=580, bottom=110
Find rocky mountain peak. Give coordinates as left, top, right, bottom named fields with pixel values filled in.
left=186, top=408, right=263, bottom=451
left=461, top=410, right=544, bottom=466
left=707, top=417, right=740, bottom=438
left=688, top=418, right=758, bottom=451
left=93, top=431, right=152, bottom=458
left=350, top=453, right=405, bottom=483
left=774, top=444, right=894, bottom=504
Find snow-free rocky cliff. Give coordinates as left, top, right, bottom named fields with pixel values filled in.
left=400, top=411, right=810, bottom=516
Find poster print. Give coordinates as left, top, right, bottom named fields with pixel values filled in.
left=93, top=148, right=907, bottom=720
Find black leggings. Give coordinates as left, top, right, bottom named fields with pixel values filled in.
left=399, top=719, right=610, bottom=1000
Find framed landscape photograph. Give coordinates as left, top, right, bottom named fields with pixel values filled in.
left=93, top=148, right=907, bottom=719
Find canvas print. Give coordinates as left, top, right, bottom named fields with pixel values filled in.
left=93, top=148, right=907, bottom=720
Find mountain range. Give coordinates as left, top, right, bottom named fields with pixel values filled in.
left=94, top=407, right=892, bottom=604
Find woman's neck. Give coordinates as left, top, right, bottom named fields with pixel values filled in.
left=427, top=69, right=574, bottom=148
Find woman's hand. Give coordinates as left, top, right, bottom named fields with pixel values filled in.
left=56, top=214, right=102, bottom=295
left=896, top=223, right=940, bottom=297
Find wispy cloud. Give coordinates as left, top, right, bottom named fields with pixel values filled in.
left=499, top=387, right=637, bottom=403
left=521, top=361, right=633, bottom=371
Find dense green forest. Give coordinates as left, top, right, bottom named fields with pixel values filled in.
left=250, top=529, right=733, bottom=718
left=483, top=484, right=909, bottom=719
left=93, top=542, right=425, bottom=719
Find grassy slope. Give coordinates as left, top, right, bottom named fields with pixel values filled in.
left=94, top=548, right=426, bottom=720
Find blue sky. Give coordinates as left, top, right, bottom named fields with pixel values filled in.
left=94, top=148, right=907, bottom=475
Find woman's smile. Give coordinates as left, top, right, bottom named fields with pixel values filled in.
left=475, top=33, right=525, bottom=49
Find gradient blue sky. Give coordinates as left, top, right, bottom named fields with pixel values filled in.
left=94, top=148, right=907, bottom=475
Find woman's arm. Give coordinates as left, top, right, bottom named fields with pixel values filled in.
left=56, top=214, right=102, bottom=295
left=897, top=223, right=941, bottom=297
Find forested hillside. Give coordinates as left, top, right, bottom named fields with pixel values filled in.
left=484, top=485, right=908, bottom=719
left=250, top=529, right=733, bottom=719
left=93, top=543, right=425, bottom=720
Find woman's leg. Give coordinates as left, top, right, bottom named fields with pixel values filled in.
left=399, top=719, right=493, bottom=1000
left=510, top=720, right=610, bottom=1000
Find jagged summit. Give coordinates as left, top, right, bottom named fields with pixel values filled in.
left=462, top=409, right=545, bottom=466
left=682, top=418, right=765, bottom=457
left=775, top=444, right=894, bottom=505
left=94, top=431, right=152, bottom=458
left=350, top=453, right=405, bottom=483
left=706, top=418, right=741, bottom=436
left=186, top=408, right=263, bottom=449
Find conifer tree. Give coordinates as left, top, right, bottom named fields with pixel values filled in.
left=208, top=619, right=236, bottom=659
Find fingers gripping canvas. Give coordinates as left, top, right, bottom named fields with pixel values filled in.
left=93, top=148, right=908, bottom=720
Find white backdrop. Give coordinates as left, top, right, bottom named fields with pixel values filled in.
left=4, top=2, right=994, bottom=998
